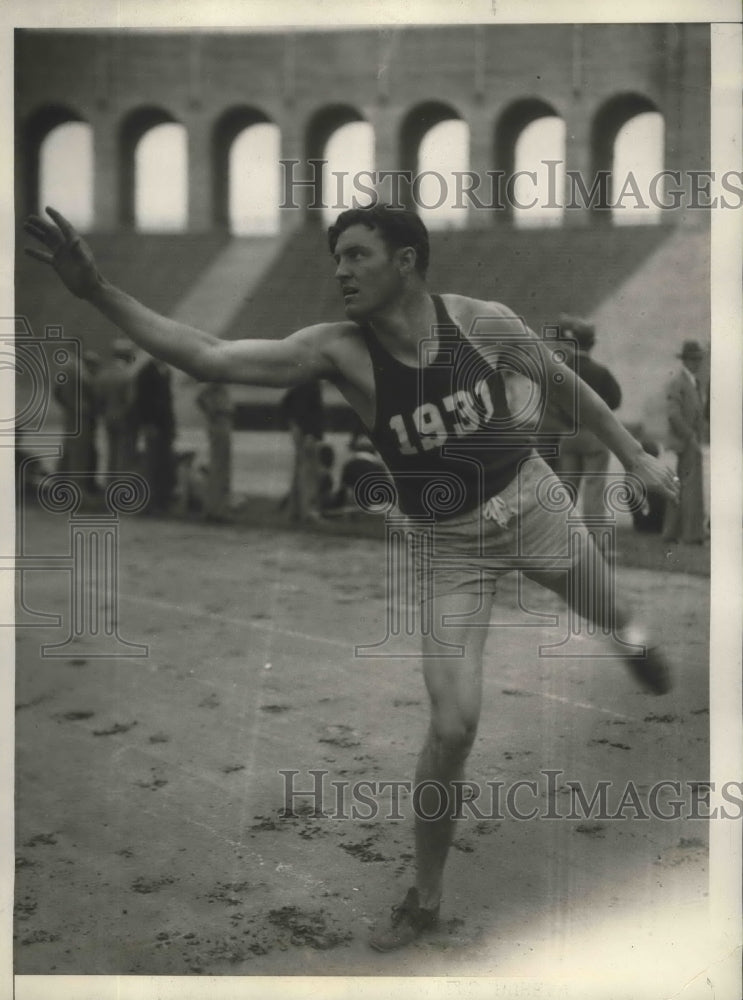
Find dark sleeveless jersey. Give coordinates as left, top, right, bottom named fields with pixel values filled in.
left=361, top=295, right=535, bottom=520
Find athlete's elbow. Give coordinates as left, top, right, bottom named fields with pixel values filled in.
left=285, top=363, right=321, bottom=388
left=184, top=344, right=228, bottom=382
left=250, top=365, right=313, bottom=390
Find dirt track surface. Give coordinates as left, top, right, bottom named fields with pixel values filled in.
left=15, top=505, right=712, bottom=986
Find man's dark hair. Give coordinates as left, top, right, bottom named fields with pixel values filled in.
left=328, top=204, right=430, bottom=277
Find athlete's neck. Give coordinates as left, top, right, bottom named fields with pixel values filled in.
left=366, top=287, right=438, bottom=365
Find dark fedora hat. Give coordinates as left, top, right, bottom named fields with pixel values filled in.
left=677, top=339, right=705, bottom=360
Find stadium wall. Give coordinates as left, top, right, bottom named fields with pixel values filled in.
left=15, top=25, right=710, bottom=231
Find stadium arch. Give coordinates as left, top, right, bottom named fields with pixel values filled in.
left=494, top=98, right=565, bottom=226
left=20, top=103, right=88, bottom=217
left=589, top=92, right=664, bottom=225
left=304, top=104, right=368, bottom=222
left=119, top=105, right=186, bottom=230
left=211, top=105, right=276, bottom=232
left=398, top=100, right=465, bottom=214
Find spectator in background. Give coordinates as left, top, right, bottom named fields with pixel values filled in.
left=96, top=338, right=138, bottom=475
left=196, top=381, right=235, bottom=523
left=53, top=345, right=101, bottom=495
left=134, top=357, right=176, bottom=514
left=315, top=441, right=338, bottom=513
left=337, top=419, right=389, bottom=510
left=81, top=350, right=102, bottom=491
left=280, top=380, right=326, bottom=523
left=553, top=315, right=622, bottom=519
left=319, top=418, right=390, bottom=514
left=662, top=340, right=707, bottom=545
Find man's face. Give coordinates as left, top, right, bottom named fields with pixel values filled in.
left=332, top=224, right=406, bottom=320
left=683, top=356, right=703, bottom=376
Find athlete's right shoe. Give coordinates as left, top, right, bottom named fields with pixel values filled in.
left=624, top=644, right=673, bottom=695
left=369, top=887, right=440, bottom=952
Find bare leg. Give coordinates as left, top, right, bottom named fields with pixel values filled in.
left=369, top=586, right=497, bottom=950
left=524, top=533, right=632, bottom=635
left=524, top=532, right=671, bottom=693
left=287, top=425, right=304, bottom=521
left=414, top=588, right=495, bottom=910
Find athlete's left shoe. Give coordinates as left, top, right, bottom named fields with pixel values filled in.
left=624, top=644, right=673, bottom=695
left=369, top=887, right=439, bottom=952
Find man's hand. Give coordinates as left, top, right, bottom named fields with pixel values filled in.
left=24, top=207, right=103, bottom=300
left=625, top=450, right=681, bottom=504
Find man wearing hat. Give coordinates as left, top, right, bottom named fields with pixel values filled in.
left=81, top=349, right=102, bottom=490
left=553, top=315, right=622, bottom=519
left=662, top=340, right=707, bottom=544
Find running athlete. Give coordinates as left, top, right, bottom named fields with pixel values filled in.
left=25, top=204, right=680, bottom=952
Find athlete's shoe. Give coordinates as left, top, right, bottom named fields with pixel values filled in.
left=369, top=887, right=440, bottom=952
left=624, top=644, right=673, bottom=695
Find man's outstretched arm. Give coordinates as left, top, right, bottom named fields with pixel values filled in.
left=24, top=207, right=335, bottom=387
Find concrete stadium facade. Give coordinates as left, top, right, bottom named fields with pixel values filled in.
left=15, top=24, right=710, bottom=232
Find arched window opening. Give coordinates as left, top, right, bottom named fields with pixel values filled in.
left=611, top=111, right=664, bottom=226
left=134, top=122, right=187, bottom=232
left=512, top=115, right=565, bottom=229
left=321, top=120, right=375, bottom=226
left=417, top=119, right=469, bottom=231
left=303, top=105, right=367, bottom=224
left=399, top=102, right=467, bottom=228
left=229, top=123, right=281, bottom=235
left=39, top=120, right=94, bottom=231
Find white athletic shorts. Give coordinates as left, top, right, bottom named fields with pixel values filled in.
left=409, top=451, right=592, bottom=601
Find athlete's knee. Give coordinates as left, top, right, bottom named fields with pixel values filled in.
left=429, top=709, right=478, bottom=761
